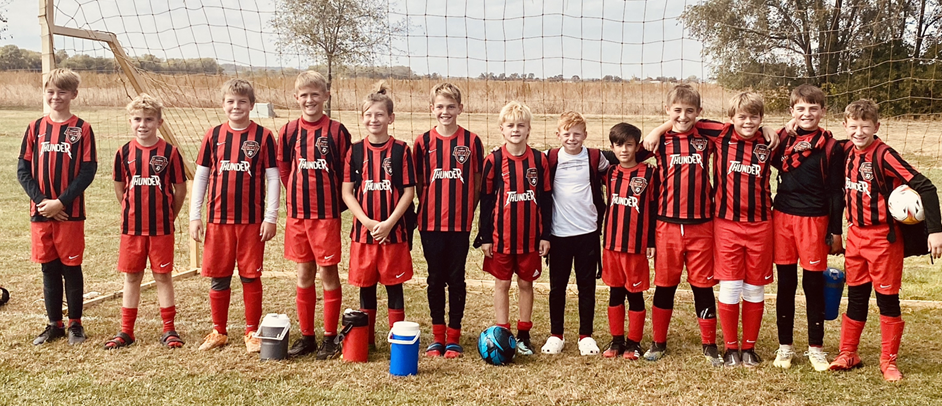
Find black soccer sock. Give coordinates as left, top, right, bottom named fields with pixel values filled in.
left=802, top=270, right=826, bottom=346
left=776, top=264, right=799, bottom=345
left=41, top=259, right=64, bottom=323
left=386, top=284, right=404, bottom=310
left=691, top=285, right=716, bottom=319
left=62, top=265, right=84, bottom=321
left=626, top=291, right=645, bottom=312
left=609, top=287, right=627, bottom=307
left=846, top=283, right=872, bottom=322
left=652, top=285, right=677, bottom=310
left=359, top=284, right=378, bottom=310
left=875, top=292, right=901, bottom=318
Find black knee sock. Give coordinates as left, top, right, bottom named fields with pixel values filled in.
left=609, top=287, right=627, bottom=307
left=652, top=285, right=677, bottom=310
left=776, top=264, right=798, bottom=345
left=62, top=265, right=84, bottom=321
left=626, top=292, right=645, bottom=312
left=210, top=276, right=232, bottom=291
left=386, top=284, right=404, bottom=310
left=802, top=270, right=825, bottom=346
left=875, top=292, right=901, bottom=317
left=691, top=286, right=716, bottom=319
left=360, top=285, right=378, bottom=310
left=41, top=259, right=64, bottom=323
left=846, top=283, right=872, bottom=322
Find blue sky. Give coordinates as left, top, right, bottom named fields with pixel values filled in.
left=1, top=0, right=708, bottom=80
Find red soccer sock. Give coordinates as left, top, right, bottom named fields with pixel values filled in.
left=432, top=324, right=447, bottom=344
left=839, top=313, right=867, bottom=354
left=209, top=288, right=231, bottom=335
left=496, top=323, right=511, bottom=330
left=361, top=308, right=377, bottom=346
left=517, top=320, right=533, bottom=338
left=697, top=317, right=717, bottom=345
left=741, top=300, right=764, bottom=351
left=651, top=306, right=672, bottom=344
left=121, top=307, right=138, bottom=340
left=446, top=327, right=461, bottom=346
left=628, top=309, right=646, bottom=343
left=68, top=318, right=81, bottom=326
left=388, top=308, right=405, bottom=329
left=322, top=288, right=342, bottom=336
left=159, top=306, right=176, bottom=333
left=718, top=302, right=741, bottom=350
left=296, top=285, right=318, bottom=337
left=608, top=305, right=626, bottom=337
left=242, top=279, right=263, bottom=333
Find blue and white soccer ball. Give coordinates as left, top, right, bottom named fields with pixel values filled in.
left=478, top=325, right=516, bottom=366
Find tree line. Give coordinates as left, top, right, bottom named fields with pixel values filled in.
left=0, top=45, right=222, bottom=75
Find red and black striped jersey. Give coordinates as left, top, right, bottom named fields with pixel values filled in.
left=343, top=138, right=416, bottom=244
left=845, top=138, right=919, bottom=227
left=195, top=122, right=277, bottom=224
left=652, top=124, right=716, bottom=223
left=113, top=138, right=186, bottom=235
left=480, top=146, right=552, bottom=254
left=709, top=123, right=773, bottom=222
left=277, top=116, right=351, bottom=219
left=413, top=126, right=484, bottom=232
left=603, top=163, right=657, bottom=253
left=18, top=115, right=97, bottom=220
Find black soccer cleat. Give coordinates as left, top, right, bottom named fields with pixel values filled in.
left=287, top=335, right=318, bottom=357
left=67, top=321, right=86, bottom=345
left=741, top=349, right=762, bottom=368
left=316, top=335, right=341, bottom=360
left=33, top=323, right=66, bottom=345
left=602, top=338, right=625, bottom=359
left=703, top=344, right=724, bottom=367
left=723, top=349, right=742, bottom=367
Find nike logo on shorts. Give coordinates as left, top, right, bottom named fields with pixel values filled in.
left=632, top=281, right=642, bottom=287
left=765, top=275, right=772, bottom=280
left=880, top=284, right=892, bottom=289
left=395, top=272, right=406, bottom=279
left=746, top=340, right=756, bottom=344
left=809, top=260, right=821, bottom=265
left=707, top=276, right=714, bottom=280
left=726, top=341, right=737, bottom=346
left=324, top=254, right=335, bottom=261
left=160, top=262, right=171, bottom=268
left=68, top=255, right=79, bottom=260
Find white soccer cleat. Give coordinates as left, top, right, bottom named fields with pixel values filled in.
left=541, top=336, right=565, bottom=354
left=805, top=346, right=830, bottom=372
left=773, top=344, right=795, bottom=369
left=578, top=336, right=600, bottom=356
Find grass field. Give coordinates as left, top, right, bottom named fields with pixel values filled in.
left=2, top=105, right=942, bottom=405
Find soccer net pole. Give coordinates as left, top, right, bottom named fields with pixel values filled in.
left=40, top=0, right=201, bottom=313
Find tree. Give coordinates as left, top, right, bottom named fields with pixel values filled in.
left=270, top=0, right=403, bottom=116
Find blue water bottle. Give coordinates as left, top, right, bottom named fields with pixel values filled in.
left=824, top=267, right=845, bottom=320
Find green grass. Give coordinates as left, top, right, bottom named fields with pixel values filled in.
left=2, top=108, right=942, bottom=405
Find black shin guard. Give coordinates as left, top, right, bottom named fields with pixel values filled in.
left=776, top=264, right=799, bottom=344
left=386, top=284, right=404, bottom=310
left=691, top=286, right=716, bottom=319
left=802, top=270, right=826, bottom=346
left=875, top=292, right=901, bottom=318
left=609, top=287, right=627, bottom=307
left=210, top=276, right=232, bottom=291
left=41, top=259, right=64, bottom=322
left=846, top=283, right=872, bottom=322
left=360, top=284, right=378, bottom=310
left=626, top=291, right=645, bottom=312
left=652, top=285, right=677, bottom=310
left=62, top=265, right=84, bottom=320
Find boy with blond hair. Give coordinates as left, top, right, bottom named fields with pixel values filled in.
left=18, top=68, right=97, bottom=345
left=474, top=101, right=552, bottom=355
left=277, top=71, right=350, bottom=359
left=106, top=94, right=186, bottom=349
left=829, top=99, right=942, bottom=381
left=542, top=111, right=609, bottom=356
left=189, top=79, right=280, bottom=352
left=769, top=84, right=844, bottom=370
left=413, top=82, right=484, bottom=358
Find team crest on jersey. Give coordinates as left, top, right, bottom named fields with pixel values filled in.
left=65, top=127, right=82, bottom=144
left=753, top=144, right=770, bottom=163
left=629, top=176, right=648, bottom=195
left=241, top=140, right=260, bottom=158
left=453, top=146, right=471, bottom=164
left=793, top=140, right=813, bottom=152
left=690, top=137, right=707, bottom=151
left=315, top=136, right=330, bottom=155
left=526, top=168, right=539, bottom=187
left=382, top=157, right=394, bottom=175
left=150, top=156, right=169, bottom=173
left=859, top=162, right=874, bottom=181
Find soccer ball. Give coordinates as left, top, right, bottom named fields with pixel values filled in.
left=888, top=185, right=925, bottom=225
left=477, top=326, right=516, bottom=365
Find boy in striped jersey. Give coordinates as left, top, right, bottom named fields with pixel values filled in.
left=474, top=101, right=552, bottom=356
left=600, top=123, right=656, bottom=360
left=414, top=83, right=484, bottom=358
left=18, top=68, right=97, bottom=345
left=277, top=71, right=351, bottom=359
left=107, top=94, right=186, bottom=349
left=829, top=100, right=942, bottom=381
left=189, top=79, right=280, bottom=352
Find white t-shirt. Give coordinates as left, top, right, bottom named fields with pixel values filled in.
left=551, top=147, right=610, bottom=237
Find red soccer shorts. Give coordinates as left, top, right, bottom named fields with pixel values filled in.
left=845, top=224, right=903, bottom=295
left=201, top=223, right=265, bottom=278
left=773, top=210, right=829, bottom=271
left=483, top=251, right=543, bottom=282
left=284, top=217, right=341, bottom=266
left=654, top=220, right=715, bottom=288
left=348, top=241, right=413, bottom=287
left=31, top=220, right=85, bottom=266
left=118, top=234, right=175, bottom=273
left=714, top=218, right=774, bottom=286
left=602, top=249, right=651, bottom=293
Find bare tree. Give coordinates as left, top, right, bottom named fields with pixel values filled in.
left=271, top=0, right=403, bottom=116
